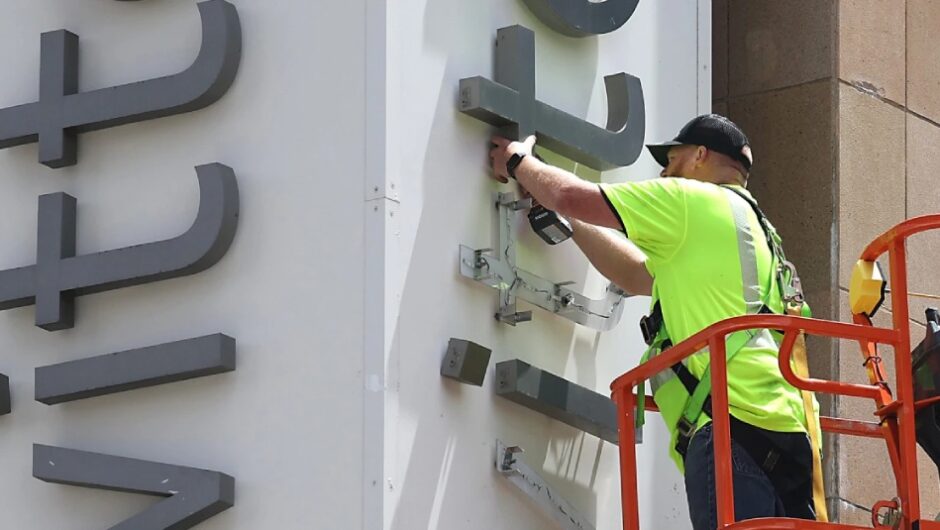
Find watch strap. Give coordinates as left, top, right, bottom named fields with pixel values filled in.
left=506, top=153, right=527, bottom=180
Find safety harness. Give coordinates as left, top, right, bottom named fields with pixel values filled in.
left=634, top=185, right=829, bottom=521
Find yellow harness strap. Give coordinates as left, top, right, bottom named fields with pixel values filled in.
left=787, top=305, right=829, bottom=522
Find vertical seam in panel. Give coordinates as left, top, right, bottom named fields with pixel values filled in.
left=363, top=1, right=388, bottom=529
left=904, top=0, right=909, bottom=220
left=728, top=0, right=734, bottom=99
left=829, top=0, right=842, bottom=515
left=698, top=0, right=713, bottom=113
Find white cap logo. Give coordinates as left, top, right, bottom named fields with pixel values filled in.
left=741, top=145, right=754, bottom=165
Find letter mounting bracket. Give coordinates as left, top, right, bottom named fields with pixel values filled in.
left=459, top=192, right=627, bottom=330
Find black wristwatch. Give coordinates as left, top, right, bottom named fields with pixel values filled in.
left=506, top=153, right=527, bottom=180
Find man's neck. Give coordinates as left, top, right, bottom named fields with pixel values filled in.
left=703, top=169, right=746, bottom=187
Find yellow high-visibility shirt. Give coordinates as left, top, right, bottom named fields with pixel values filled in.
left=600, top=177, right=817, bottom=470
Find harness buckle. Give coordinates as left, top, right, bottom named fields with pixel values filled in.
left=674, top=417, right=696, bottom=458
left=639, top=314, right=656, bottom=345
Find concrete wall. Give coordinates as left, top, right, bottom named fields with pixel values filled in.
left=379, top=0, right=709, bottom=528
left=715, top=0, right=940, bottom=523
left=0, top=1, right=367, bottom=528
left=837, top=0, right=940, bottom=523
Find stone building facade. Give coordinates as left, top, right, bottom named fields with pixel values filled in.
left=714, top=0, right=940, bottom=523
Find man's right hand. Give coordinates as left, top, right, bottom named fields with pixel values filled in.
left=489, top=135, right=536, bottom=183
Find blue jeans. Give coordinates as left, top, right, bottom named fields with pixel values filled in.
left=684, top=423, right=816, bottom=530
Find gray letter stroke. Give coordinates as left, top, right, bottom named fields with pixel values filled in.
left=0, top=163, right=239, bottom=331
left=34, top=444, right=235, bottom=530
left=459, top=25, right=645, bottom=171
left=521, top=0, right=640, bottom=37
left=0, top=0, right=241, bottom=168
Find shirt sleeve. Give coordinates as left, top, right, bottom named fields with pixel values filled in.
left=598, top=178, right=688, bottom=263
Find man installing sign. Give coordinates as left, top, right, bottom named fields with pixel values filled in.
left=487, top=114, right=824, bottom=530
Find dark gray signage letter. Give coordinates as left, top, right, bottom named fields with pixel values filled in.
left=34, top=444, right=235, bottom=530
left=36, top=334, right=236, bottom=404
left=0, top=163, right=239, bottom=331
left=521, top=0, right=640, bottom=37
left=459, top=25, right=645, bottom=170
left=495, top=359, right=620, bottom=444
left=0, top=374, right=8, bottom=416
left=0, top=0, right=241, bottom=168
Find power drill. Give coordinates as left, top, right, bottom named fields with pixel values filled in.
left=508, top=151, right=573, bottom=245
left=527, top=204, right=573, bottom=245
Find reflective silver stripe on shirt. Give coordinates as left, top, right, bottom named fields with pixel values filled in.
left=724, top=187, right=764, bottom=316
left=650, top=356, right=674, bottom=393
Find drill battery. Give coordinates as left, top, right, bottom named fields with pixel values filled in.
left=528, top=205, right=573, bottom=245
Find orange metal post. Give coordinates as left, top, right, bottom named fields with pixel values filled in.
left=888, top=239, right=920, bottom=524
left=777, top=330, right=883, bottom=401
left=726, top=520, right=873, bottom=529
left=851, top=313, right=894, bottom=407
left=615, top=389, right=640, bottom=530
left=819, top=417, right=883, bottom=438
left=883, top=419, right=908, bottom=511
left=709, top=336, right=735, bottom=527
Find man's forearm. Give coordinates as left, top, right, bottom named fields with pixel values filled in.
left=512, top=156, right=621, bottom=229
left=570, top=219, right=652, bottom=296
left=513, top=156, right=582, bottom=212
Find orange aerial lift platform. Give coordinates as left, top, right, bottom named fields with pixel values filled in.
left=611, top=214, right=940, bottom=530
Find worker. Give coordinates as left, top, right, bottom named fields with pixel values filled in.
left=487, top=114, right=823, bottom=530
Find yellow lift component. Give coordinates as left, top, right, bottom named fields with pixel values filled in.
left=850, top=259, right=887, bottom=317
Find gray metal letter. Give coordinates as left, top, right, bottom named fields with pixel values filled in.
left=521, top=0, right=640, bottom=37
left=38, top=30, right=79, bottom=167
left=36, top=193, right=76, bottom=330
left=459, top=25, right=645, bottom=170
left=34, top=444, right=235, bottom=530
left=440, top=338, right=492, bottom=386
left=36, top=334, right=235, bottom=405
left=495, top=359, right=620, bottom=444
left=0, top=163, right=239, bottom=331
left=0, top=374, right=9, bottom=415
left=0, top=0, right=241, bottom=168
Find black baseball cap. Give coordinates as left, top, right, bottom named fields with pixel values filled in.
left=646, top=114, right=753, bottom=172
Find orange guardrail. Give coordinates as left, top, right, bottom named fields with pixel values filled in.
left=610, top=214, right=940, bottom=530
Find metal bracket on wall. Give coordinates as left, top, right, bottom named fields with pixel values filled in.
left=459, top=192, right=628, bottom=330
left=496, top=439, right=595, bottom=530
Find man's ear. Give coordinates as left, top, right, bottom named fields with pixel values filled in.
left=695, top=145, right=709, bottom=166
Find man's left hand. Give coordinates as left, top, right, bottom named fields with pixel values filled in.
left=490, top=135, right=536, bottom=183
